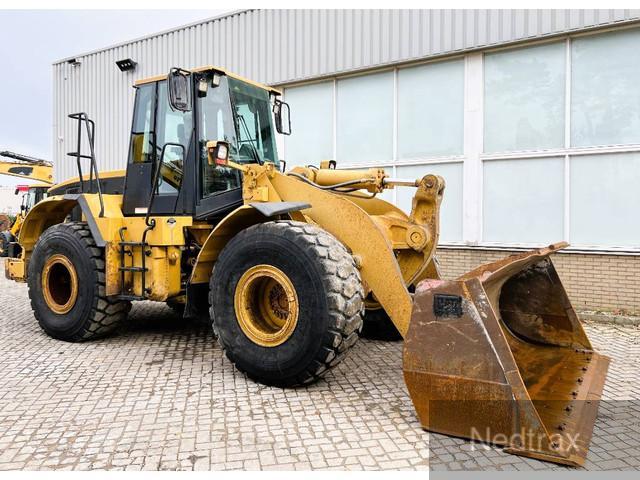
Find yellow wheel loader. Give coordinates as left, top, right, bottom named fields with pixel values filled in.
left=0, top=150, right=124, bottom=257
left=4, top=66, right=609, bottom=466
left=0, top=151, right=55, bottom=257
left=0, top=150, right=126, bottom=257
left=0, top=184, right=50, bottom=258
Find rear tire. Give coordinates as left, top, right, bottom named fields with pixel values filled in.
left=0, top=231, right=11, bottom=257
left=27, top=222, right=131, bottom=342
left=210, top=220, right=364, bottom=387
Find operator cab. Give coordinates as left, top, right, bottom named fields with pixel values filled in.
left=15, top=184, right=49, bottom=214
left=122, top=66, right=291, bottom=221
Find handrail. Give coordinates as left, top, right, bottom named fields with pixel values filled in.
left=144, top=142, right=185, bottom=227
left=66, top=112, right=105, bottom=217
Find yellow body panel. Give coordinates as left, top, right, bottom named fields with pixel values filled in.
left=49, top=169, right=126, bottom=194
left=11, top=193, right=191, bottom=301
left=4, top=256, right=25, bottom=282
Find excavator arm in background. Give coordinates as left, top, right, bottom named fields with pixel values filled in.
left=0, top=151, right=54, bottom=185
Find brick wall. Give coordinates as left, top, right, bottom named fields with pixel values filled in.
left=435, top=248, right=640, bottom=315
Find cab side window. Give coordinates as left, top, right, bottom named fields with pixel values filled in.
left=198, top=76, right=240, bottom=198
left=128, top=83, right=155, bottom=164
left=155, top=81, right=193, bottom=195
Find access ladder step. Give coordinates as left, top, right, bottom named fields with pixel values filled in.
left=119, top=266, right=148, bottom=272
left=116, top=294, right=145, bottom=301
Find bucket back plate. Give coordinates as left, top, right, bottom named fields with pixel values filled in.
left=403, top=243, right=610, bottom=467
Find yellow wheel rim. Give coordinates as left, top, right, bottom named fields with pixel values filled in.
left=234, top=264, right=299, bottom=347
left=41, top=254, right=79, bottom=314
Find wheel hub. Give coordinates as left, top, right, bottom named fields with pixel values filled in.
left=41, top=254, right=79, bottom=314
left=234, top=264, right=299, bottom=347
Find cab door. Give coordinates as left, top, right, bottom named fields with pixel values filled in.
left=194, top=74, right=243, bottom=220
left=122, top=81, right=194, bottom=216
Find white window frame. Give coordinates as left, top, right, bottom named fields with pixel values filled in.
left=278, top=24, right=640, bottom=254
left=477, top=28, right=640, bottom=253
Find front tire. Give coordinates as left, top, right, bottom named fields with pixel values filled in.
left=210, top=220, right=364, bottom=387
left=27, top=222, right=131, bottom=341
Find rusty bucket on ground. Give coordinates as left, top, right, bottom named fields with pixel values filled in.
left=403, top=242, right=610, bottom=467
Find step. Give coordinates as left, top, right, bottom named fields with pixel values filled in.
left=116, top=294, right=145, bottom=301
left=119, top=266, right=148, bottom=272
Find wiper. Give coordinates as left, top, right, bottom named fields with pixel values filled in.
left=238, top=114, right=263, bottom=165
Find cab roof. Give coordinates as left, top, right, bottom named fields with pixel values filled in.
left=134, top=65, right=282, bottom=95
left=15, top=183, right=50, bottom=191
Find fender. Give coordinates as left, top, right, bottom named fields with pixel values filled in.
left=18, top=194, right=123, bottom=253
left=8, top=193, right=124, bottom=282
left=184, top=203, right=308, bottom=317
left=5, top=195, right=88, bottom=282
left=189, top=203, right=307, bottom=285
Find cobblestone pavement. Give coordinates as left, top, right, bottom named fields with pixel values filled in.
left=0, top=258, right=638, bottom=471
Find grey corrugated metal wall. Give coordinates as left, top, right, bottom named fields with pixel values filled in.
left=53, top=9, right=640, bottom=180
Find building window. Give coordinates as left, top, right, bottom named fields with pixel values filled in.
left=284, top=81, right=334, bottom=168
left=279, top=26, right=640, bottom=251
left=482, top=157, right=565, bottom=244
left=396, top=163, right=463, bottom=242
left=336, top=71, right=394, bottom=164
left=484, top=42, right=566, bottom=153
left=570, top=153, right=640, bottom=247
left=397, top=59, right=464, bottom=158
left=571, top=28, right=640, bottom=147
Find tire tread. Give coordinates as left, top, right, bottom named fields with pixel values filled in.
left=28, top=222, right=131, bottom=341
left=209, top=220, right=364, bottom=387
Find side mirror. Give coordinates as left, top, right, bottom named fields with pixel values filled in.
left=273, top=100, right=291, bottom=135
left=168, top=68, right=192, bottom=112
left=207, top=140, right=230, bottom=166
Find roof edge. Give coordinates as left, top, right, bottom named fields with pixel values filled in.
left=52, top=8, right=250, bottom=65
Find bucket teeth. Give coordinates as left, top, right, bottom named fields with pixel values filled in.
left=403, top=242, right=610, bottom=467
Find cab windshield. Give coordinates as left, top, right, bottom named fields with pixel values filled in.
left=197, top=74, right=279, bottom=198
left=228, top=78, right=279, bottom=165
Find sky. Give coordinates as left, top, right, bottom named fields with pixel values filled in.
left=0, top=9, right=230, bottom=186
